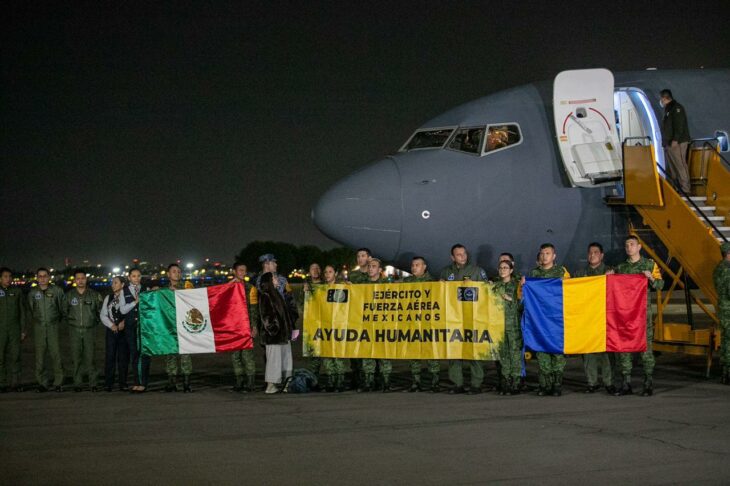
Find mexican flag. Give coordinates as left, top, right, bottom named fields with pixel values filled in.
left=140, top=282, right=253, bottom=355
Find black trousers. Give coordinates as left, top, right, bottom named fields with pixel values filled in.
left=104, top=328, right=130, bottom=388
left=125, top=321, right=140, bottom=386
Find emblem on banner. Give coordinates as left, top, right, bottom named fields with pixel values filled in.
left=182, top=308, right=208, bottom=333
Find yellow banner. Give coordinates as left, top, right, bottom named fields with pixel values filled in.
left=303, top=281, right=504, bottom=360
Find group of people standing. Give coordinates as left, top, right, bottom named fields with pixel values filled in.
left=303, top=236, right=674, bottom=398
left=1, top=237, right=728, bottom=396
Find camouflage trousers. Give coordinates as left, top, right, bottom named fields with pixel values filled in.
left=362, top=358, right=392, bottom=377
left=231, top=349, right=255, bottom=378
left=617, top=318, right=655, bottom=378
left=409, top=359, right=440, bottom=379
left=719, top=305, right=730, bottom=368
left=166, top=354, right=192, bottom=378
left=308, top=357, right=346, bottom=376
left=583, top=352, right=613, bottom=387
left=536, top=352, right=565, bottom=389
left=498, top=329, right=523, bottom=381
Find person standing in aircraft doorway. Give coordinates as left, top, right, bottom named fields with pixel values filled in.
left=660, top=89, right=691, bottom=194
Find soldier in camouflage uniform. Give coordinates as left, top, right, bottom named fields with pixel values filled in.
left=403, top=256, right=440, bottom=392
left=713, top=242, right=730, bottom=385
left=0, top=267, right=27, bottom=392
left=304, top=263, right=324, bottom=385
left=230, top=262, right=257, bottom=392
left=358, top=258, right=392, bottom=392
left=164, top=263, right=194, bottom=393
left=493, top=260, right=522, bottom=395
left=27, top=267, right=67, bottom=392
left=347, top=248, right=371, bottom=390
left=614, top=235, right=664, bottom=397
left=439, top=244, right=488, bottom=395
left=573, top=243, right=615, bottom=394
left=65, top=270, right=103, bottom=392
left=528, top=243, right=570, bottom=397
left=314, top=264, right=347, bottom=392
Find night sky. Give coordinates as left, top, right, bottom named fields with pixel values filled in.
left=3, top=1, right=728, bottom=270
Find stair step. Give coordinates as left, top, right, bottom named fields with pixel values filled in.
left=682, top=196, right=707, bottom=202
left=704, top=216, right=726, bottom=222
left=690, top=206, right=717, bottom=212
left=715, top=226, right=730, bottom=232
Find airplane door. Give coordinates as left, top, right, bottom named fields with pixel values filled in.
left=554, top=69, right=622, bottom=188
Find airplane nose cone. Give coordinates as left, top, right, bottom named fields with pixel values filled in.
left=312, top=158, right=402, bottom=260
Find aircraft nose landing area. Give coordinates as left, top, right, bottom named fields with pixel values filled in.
left=312, top=158, right=402, bottom=261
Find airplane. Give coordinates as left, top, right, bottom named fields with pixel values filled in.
left=312, top=68, right=730, bottom=278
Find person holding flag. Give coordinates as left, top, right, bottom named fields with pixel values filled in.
left=164, top=263, right=194, bottom=393
left=613, top=236, right=664, bottom=397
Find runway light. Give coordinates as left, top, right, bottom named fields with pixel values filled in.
left=186, top=263, right=194, bottom=269
left=112, top=267, right=121, bottom=274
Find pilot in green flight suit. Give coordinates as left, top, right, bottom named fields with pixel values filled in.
left=0, top=267, right=27, bottom=392
left=27, top=268, right=67, bottom=392
left=65, top=271, right=103, bottom=391
left=439, top=244, right=488, bottom=395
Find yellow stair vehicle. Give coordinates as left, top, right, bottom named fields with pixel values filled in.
left=619, top=140, right=730, bottom=373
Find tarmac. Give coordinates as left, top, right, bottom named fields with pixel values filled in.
left=2, top=334, right=730, bottom=485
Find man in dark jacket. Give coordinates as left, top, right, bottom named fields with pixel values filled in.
left=660, top=89, right=691, bottom=193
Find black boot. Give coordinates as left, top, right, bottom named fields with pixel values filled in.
left=431, top=374, right=441, bottom=393
left=552, top=372, right=563, bottom=397
left=641, top=375, right=653, bottom=397
left=382, top=375, right=393, bottom=393
left=231, top=375, right=244, bottom=393
left=335, top=374, right=346, bottom=393
left=510, top=377, right=521, bottom=395
left=183, top=375, right=193, bottom=393
left=498, top=375, right=508, bottom=396
left=721, top=367, right=729, bottom=385
left=614, top=376, right=632, bottom=396
left=164, top=377, right=177, bottom=393
left=406, top=375, right=421, bottom=392
left=245, top=375, right=255, bottom=393
left=537, top=372, right=552, bottom=397
left=357, top=374, right=374, bottom=393
left=325, top=374, right=335, bottom=393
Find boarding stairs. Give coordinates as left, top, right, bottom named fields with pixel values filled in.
left=613, top=139, right=730, bottom=372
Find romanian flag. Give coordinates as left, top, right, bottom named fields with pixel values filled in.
left=521, top=274, right=648, bottom=354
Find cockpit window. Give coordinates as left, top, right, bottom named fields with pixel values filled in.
left=401, top=128, right=454, bottom=151
left=484, top=124, right=522, bottom=154
left=447, top=127, right=485, bottom=154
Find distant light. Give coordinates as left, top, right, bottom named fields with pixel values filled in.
left=186, top=263, right=194, bottom=269
left=646, top=67, right=658, bottom=70
left=112, top=267, right=121, bottom=273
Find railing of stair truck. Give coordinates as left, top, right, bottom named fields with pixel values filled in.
left=620, top=137, right=728, bottom=241
left=692, top=139, right=730, bottom=244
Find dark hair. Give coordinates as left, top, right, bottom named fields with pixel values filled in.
left=167, top=263, right=181, bottom=272
left=498, top=260, right=514, bottom=270
left=539, top=243, right=555, bottom=250
left=412, top=256, right=428, bottom=266
left=356, top=248, right=372, bottom=257
left=499, top=252, right=515, bottom=261
left=36, top=267, right=50, bottom=275
left=72, top=268, right=86, bottom=277
left=0, top=267, right=11, bottom=277
left=128, top=267, right=141, bottom=275
left=232, top=262, right=247, bottom=271
left=451, top=244, right=466, bottom=255
left=112, top=275, right=126, bottom=285
left=660, top=89, right=673, bottom=99
left=625, top=235, right=640, bottom=243
left=587, top=242, right=604, bottom=253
